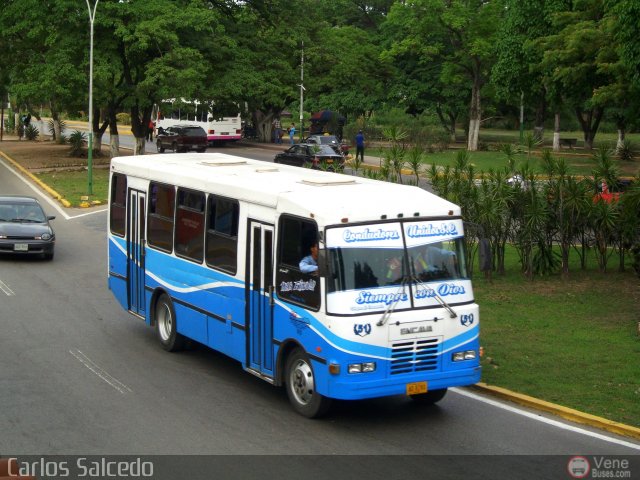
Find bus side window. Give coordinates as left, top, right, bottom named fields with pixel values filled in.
left=276, top=216, right=320, bottom=310
left=175, top=188, right=205, bottom=262
left=147, top=182, right=175, bottom=253
left=205, top=195, right=239, bottom=274
left=109, top=173, right=127, bottom=237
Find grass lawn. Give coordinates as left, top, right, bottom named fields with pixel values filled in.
left=35, top=168, right=110, bottom=207
left=367, top=128, right=640, bottom=177
left=475, top=246, right=640, bottom=428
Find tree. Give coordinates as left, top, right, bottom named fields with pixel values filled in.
left=537, top=1, right=616, bottom=150
left=0, top=0, right=88, bottom=141
left=492, top=0, right=560, bottom=142
left=97, top=0, right=220, bottom=154
left=383, top=0, right=505, bottom=151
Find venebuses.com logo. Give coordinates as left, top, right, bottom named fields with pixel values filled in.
left=567, top=456, right=632, bottom=479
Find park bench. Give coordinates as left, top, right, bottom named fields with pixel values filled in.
left=559, top=138, right=577, bottom=149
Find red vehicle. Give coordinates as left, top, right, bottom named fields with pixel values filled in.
left=593, top=180, right=632, bottom=203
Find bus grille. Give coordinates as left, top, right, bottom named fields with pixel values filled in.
left=390, top=338, right=440, bottom=375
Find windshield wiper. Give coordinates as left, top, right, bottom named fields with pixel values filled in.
left=376, top=276, right=411, bottom=327
left=410, top=271, right=457, bottom=318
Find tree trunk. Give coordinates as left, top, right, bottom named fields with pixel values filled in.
left=467, top=76, right=481, bottom=151
left=616, top=128, right=625, bottom=153
left=575, top=106, right=604, bottom=150
left=91, top=106, right=102, bottom=155
left=553, top=112, right=560, bottom=151
left=134, top=136, right=145, bottom=155
left=533, top=94, right=546, bottom=141
left=108, top=107, right=120, bottom=158
left=110, top=135, right=120, bottom=159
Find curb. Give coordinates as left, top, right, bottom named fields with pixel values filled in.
left=472, top=382, right=640, bottom=441
left=0, top=150, right=71, bottom=208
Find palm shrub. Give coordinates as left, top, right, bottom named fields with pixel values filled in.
left=68, top=130, right=87, bottom=157
left=48, top=118, right=67, bottom=143
left=24, top=124, right=39, bottom=140
left=589, top=199, right=619, bottom=273
left=405, top=145, right=424, bottom=186
left=616, top=139, right=635, bottom=162
left=592, top=144, right=621, bottom=192
left=522, top=131, right=542, bottom=161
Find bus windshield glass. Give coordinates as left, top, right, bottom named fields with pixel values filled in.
left=325, top=220, right=471, bottom=315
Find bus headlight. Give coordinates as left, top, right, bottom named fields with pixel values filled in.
left=452, top=350, right=477, bottom=362
left=348, top=362, right=376, bottom=374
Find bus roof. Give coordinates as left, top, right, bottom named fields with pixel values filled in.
left=110, top=153, right=461, bottom=226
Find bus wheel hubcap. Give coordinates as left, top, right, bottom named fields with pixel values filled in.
left=290, top=360, right=314, bottom=406
left=158, top=304, right=172, bottom=341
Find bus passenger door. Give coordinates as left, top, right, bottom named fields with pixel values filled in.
left=247, top=221, right=275, bottom=377
left=127, top=189, right=146, bottom=317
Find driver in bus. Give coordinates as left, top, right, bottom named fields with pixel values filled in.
left=299, top=242, right=319, bottom=275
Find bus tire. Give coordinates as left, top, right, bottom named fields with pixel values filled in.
left=155, top=293, right=185, bottom=352
left=157, top=141, right=165, bottom=153
left=284, top=348, right=331, bottom=418
left=409, top=388, right=447, bottom=404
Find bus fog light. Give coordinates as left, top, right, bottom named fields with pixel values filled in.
left=452, top=350, right=477, bottom=362
left=348, top=364, right=362, bottom=373
left=362, top=362, right=376, bottom=372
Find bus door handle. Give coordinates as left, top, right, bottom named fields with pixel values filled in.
left=268, top=286, right=275, bottom=306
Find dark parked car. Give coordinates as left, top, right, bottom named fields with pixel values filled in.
left=156, top=125, right=208, bottom=153
left=303, top=134, right=350, bottom=155
left=0, top=196, right=55, bottom=260
left=274, top=144, right=345, bottom=170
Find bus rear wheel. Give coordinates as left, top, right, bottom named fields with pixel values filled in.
left=284, top=348, right=331, bottom=418
left=409, top=388, right=448, bottom=404
left=155, top=293, right=185, bottom=352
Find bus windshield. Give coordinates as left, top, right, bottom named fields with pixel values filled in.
left=325, top=220, right=471, bottom=315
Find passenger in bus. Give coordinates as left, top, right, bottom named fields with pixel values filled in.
left=413, top=244, right=457, bottom=279
left=299, top=242, right=318, bottom=274
left=385, top=255, right=403, bottom=284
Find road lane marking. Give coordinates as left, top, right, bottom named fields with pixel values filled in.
left=69, top=349, right=132, bottom=394
left=0, top=279, right=15, bottom=296
left=452, top=387, right=640, bottom=451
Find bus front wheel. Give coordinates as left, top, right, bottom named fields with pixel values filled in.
left=409, top=388, right=447, bottom=404
left=284, top=348, right=332, bottom=418
left=155, top=294, right=185, bottom=352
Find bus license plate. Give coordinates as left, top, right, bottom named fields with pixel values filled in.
left=221, top=132, right=229, bottom=135
left=406, top=381, right=427, bottom=395
left=14, top=243, right=28, bottom=251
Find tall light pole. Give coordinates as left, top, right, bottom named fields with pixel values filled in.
left=86, top=0, right=99, bottom=196
left=299, top=41, right=304, bottom=138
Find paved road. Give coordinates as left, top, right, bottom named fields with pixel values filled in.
left=1, top=139, right=639, bottom=478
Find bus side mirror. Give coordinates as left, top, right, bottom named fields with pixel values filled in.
left=317, top=248, right=327, bottom=277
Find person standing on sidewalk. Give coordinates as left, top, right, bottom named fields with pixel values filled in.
left=272, top=117, right=282, bottom=144
left=289, top=123, right=296, bottom=144
left=355, top=129, right=365, bottom=162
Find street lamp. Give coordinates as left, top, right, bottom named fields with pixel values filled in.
left=299, top=41, right=304, bottom=137
left=86, top=0, right=99, bottom=196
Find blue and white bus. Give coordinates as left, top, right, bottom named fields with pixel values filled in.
left=107, top=153, right=481, bottom=417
